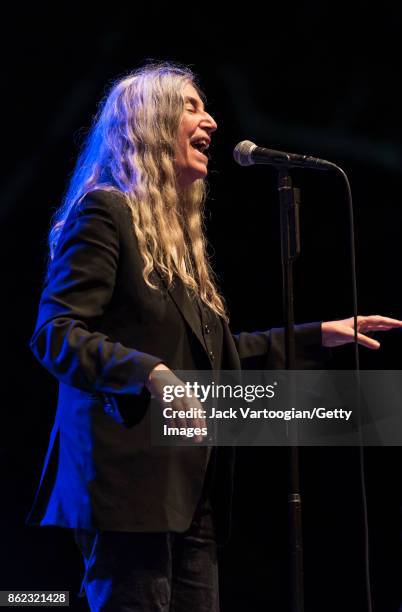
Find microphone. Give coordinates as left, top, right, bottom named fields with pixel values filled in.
left=233, top=140, right=337, bottom=171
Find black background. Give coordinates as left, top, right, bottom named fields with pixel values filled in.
left=2, top=5, right=402, bottom=611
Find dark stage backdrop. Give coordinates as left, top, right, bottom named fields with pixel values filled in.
left=2, top=6, right=402, bottom=611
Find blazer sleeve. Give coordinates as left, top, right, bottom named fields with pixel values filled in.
left=29, top=193, right=164, bottom=395
left=233, top=322, right=331, bottom=369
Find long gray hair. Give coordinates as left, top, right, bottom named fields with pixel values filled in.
left=48, top=62, right=227, bottom=319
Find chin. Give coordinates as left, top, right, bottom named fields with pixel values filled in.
left=193, top=165, right=208, bottom=180
left=177, top=166, right=208, bottom=189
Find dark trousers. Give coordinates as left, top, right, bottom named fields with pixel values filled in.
left=74, top=495, right=219, bottom=612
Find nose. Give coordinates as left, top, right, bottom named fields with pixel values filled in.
left=201, top=110, right=217, bottom=133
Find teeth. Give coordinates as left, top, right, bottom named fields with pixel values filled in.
left=192, top=140, right=209, bottom=152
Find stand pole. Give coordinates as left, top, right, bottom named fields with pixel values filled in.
left=277, top=170, right=303, bottom=612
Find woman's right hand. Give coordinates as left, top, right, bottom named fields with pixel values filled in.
left=145, top=364, right=207, bottom=442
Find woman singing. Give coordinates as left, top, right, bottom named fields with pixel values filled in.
left=26, top=61, right=401, bottom=611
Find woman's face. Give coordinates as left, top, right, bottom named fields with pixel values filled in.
left=174, top=82, right=217, bottom=190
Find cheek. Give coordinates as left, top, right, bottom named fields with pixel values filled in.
left=180, top=143, right=191, bottom=165
left=175, top=130, right=189, bottom=159
left=174, top=139, right=185, bottom=163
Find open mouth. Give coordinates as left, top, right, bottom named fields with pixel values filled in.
left=190, top=138, right=210, bottom=154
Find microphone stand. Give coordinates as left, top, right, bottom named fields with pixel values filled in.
left=277, top=169, right=303, bottom=612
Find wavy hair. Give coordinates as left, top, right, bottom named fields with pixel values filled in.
left=48, top=62, right=227, bottom=320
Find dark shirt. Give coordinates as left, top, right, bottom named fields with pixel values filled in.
left=188, top=292, right=224, bottom=504
left=189, top=292, right=224, bottom=370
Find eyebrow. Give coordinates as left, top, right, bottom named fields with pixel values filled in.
left=184, top=96, right=205, bottom=111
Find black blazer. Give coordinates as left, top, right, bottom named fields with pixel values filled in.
left=26, top=189, right=326, bottom=539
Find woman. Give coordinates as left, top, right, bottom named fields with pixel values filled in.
left=27, top=62, right=401, bottom=611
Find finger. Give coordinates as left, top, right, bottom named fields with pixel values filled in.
left=357, top=332, right=380, bottom=350
left=194, top=408, right=207, bottom=442
left=358, top=315, right=402, bottom=329
left=173, top=400, right=187, bottom=430
left=363, top=324, right=402, bottom=332
left=194, top=426, right=204, bottom=443
left=182, top=396, right=205, bottom=442
left=182, top=395, right=199, bottom=424
left=194, top=398, right=207, bottom=431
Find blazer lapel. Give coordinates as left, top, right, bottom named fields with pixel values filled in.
left=154, top=270, right=241, bottom=371
left=155, top=270, right=208, bottom=353
left=166, top=278, right=243, bottom=371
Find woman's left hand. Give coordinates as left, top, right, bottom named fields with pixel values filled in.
left=322, top=315, right=402, bottom=349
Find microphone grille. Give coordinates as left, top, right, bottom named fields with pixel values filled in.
left=233, top=140, right=257, bottom=166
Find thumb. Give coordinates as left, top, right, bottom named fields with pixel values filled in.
left=357, top=332, right=380, bottom=350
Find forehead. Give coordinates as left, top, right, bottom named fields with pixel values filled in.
left=182, top=82, right=205, bottom=108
